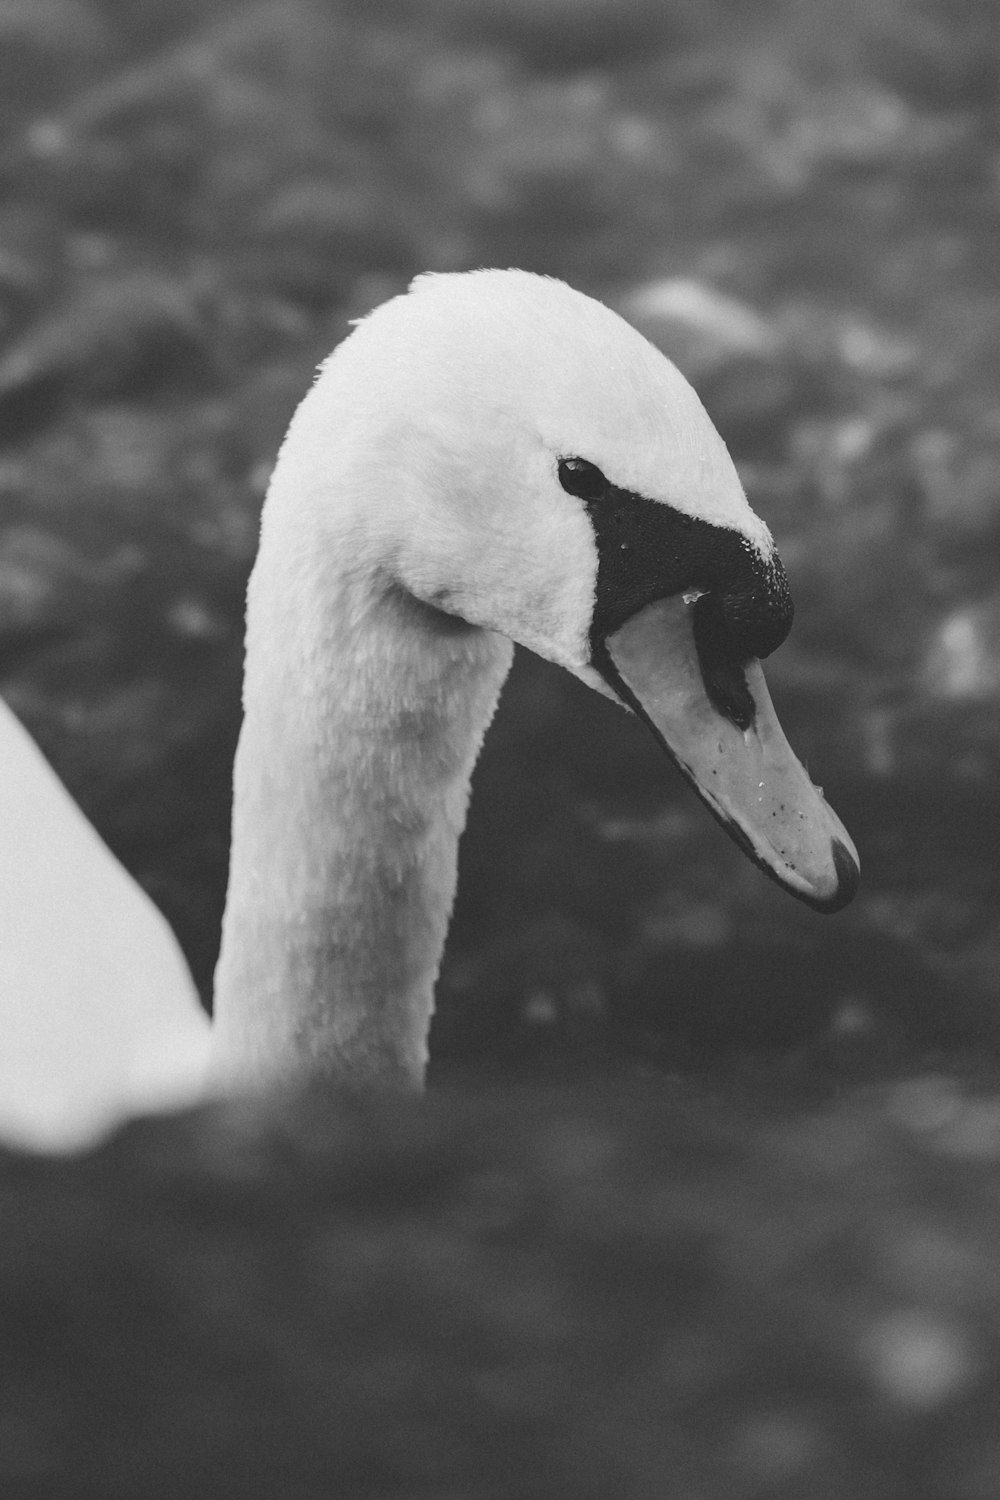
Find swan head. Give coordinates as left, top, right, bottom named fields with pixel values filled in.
left=303, top=269, right=859, bottom=911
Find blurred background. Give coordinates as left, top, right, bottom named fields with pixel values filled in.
left=3, top=0, right=1000, bottom=1090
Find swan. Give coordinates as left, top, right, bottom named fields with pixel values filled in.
left=1, top=268, right=858, bottom=1149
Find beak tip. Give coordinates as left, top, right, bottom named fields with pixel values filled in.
left=812, top=836, right=860, bottom=914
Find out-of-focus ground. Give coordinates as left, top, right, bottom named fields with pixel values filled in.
left=4, top=3, right=1000, bottom=1493
left=6, top=1080, right=1000, bottom=1500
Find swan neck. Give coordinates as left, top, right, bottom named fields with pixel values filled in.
left=211, top=520, right=512, bottom=1093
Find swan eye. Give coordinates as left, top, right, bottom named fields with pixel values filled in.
left=558, top=457, right=607, bottom=501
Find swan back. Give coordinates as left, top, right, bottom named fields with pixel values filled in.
left=0, top=699, right=207, bottom=1150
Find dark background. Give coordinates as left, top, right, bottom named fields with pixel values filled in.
left=3, top=0, right=1000, bottom=1086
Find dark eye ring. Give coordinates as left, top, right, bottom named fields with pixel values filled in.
left=558, top=457, right=607, bottom=502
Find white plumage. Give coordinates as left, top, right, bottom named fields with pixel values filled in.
left=0, top=700, right=207, bottom=1150
left=0, top=270, right=857, bottom=1151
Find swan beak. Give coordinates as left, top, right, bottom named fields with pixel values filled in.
left=601, top=595, right=859, bottom=912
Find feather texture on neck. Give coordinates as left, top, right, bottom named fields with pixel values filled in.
left=211, top=384, right=513, bottom=1089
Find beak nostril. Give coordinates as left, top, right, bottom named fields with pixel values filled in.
left=697, top=651, right=755, bottom=731
left=686, top=544, right=794, bottom=731
left=692, top=594, right=756, bottom=730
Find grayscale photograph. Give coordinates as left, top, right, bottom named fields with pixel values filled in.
left=0, top=1, right=998, bottom=1495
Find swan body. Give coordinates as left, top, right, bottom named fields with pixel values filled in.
left=0, top=699, right=208, bottom=1150
left=3, top=269, right=859, bottom=1149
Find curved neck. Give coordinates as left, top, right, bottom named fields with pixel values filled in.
left=211, top=478, right=513, bottom=1093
